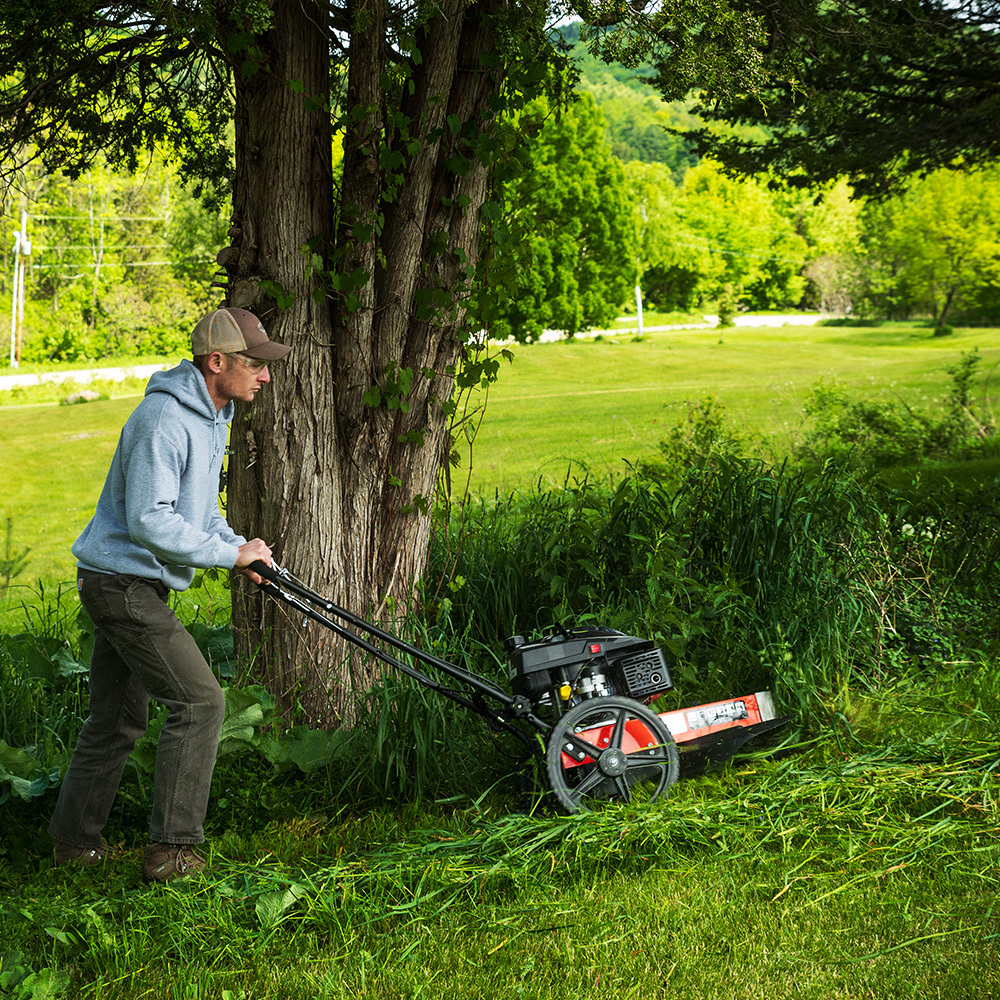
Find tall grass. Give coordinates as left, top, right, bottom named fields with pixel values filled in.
left=2, top=461, right=998, bottom=997
left=429, top=460, right=1000, bottom=724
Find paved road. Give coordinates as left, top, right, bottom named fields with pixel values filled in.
left=0, top=362, right=169, bottom=391
left=538, top=312, right=822, bottom=342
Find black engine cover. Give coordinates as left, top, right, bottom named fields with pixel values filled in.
left=506, top=627, right=672, bottom=703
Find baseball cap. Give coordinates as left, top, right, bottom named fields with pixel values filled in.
left=191, top=307, right=292, bottom=361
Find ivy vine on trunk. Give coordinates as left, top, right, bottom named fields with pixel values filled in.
left=224, top=0, right=547, bottom=723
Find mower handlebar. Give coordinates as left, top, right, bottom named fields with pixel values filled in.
left=247, top=559, right=335, bottom=610
left=248, top=559, right=281, bottom=584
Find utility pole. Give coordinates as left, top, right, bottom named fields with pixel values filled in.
left=8, top=210, right=29, bottom=368
left=635, top=202, right=647, bottom=342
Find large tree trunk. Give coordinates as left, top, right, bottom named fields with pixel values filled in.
left=225, top=0, right=505, bottom=725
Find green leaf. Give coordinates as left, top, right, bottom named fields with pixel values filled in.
left=216, top=688, right=268, bottom=755
left=0, top=633, right=67, bottom=683
left=226, top=32, right=253, bottom=54
left=255, top=884, right=309, bottom=928
left=260, top=279, right=294, bottom=310
left=53, top=647, right=86, bottom=678
left=0, top=742, right=43, bottom=779
left=444, top=156, right=471, bottom=176
left=362, top=386, right=382, bottom=408
left=288, top=727, right=357, bottom=771
left=258, top=726, right=359, bottom=772
left=379, top=149, right=404, bottom=171
left=43, top=928, right=75, bottom=948
left=21, top=966, right=70, bottom=998
left=397, top=429, right=426, bottom=447
left=185, top=623, right=236, bottom=676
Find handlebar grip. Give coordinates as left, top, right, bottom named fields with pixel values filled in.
left=249, top=559, right=280, bottom=584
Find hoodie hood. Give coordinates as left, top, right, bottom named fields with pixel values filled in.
left=145, top=359, right=235, bottom=423
left=72, top=360, right=245, bottom=590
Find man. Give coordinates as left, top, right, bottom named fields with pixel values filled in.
left=48, top=306, right=290, bottom=883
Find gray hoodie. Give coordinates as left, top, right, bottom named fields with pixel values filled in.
left=73, top=360, right=246, bottom=591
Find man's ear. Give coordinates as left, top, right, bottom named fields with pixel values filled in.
left=207, top=352, right=225, bottom=375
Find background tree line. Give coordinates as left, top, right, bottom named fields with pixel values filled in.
left=4, top=33, right=999, bottom=362
left=2, top=157, right=226, bottom=364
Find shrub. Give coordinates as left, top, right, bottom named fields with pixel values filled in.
left=20, top=321, right=97, bottom=364
left=431, top=462, right=881, bottom=718
left=638, top=394, right=754, bottom=483
left=816, top=317, right=883, bottom=328
left=796, top=376, right=932, bottom=467
left=795, top=351, right=996, bottom=469
left=716, top=284, right=737, bottom=327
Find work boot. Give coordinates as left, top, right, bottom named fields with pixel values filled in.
left=53, top=841, right=111, bottom=867
left=143, top=843, right=207, bottom=883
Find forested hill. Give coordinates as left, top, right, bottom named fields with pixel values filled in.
left=555, top=20, right=701, bottom=182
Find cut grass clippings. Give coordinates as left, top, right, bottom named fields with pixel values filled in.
left=3, top=692, right=997, bottom=999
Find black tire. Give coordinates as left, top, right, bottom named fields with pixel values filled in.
left=545, top=696, right=679, bottom=814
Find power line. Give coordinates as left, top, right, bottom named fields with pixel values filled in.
left=31, top=258, right=213, bottom=272
left=33, top=244, right=172, bottom=251
left=28, top=214, right=169, bottom=222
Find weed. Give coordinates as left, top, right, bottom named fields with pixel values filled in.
left=0, top=519, right=31, bottom=600
left=797, top=350, right=997, bottom=469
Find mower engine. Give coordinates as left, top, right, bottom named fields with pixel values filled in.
left=505, top=626, right=673, bottom=714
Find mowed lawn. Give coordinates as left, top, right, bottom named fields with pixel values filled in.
left=466, top=323, right=1000, bottom=491
left=3, top=398, right=132, bottom=593
left=3, top=322, right=1000, bottom=590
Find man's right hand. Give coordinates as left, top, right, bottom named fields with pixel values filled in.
left=235, top=538, right=273, bottom=584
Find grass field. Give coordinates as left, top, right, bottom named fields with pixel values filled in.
left=4, top=322, right=999, bottom=595
left=464, top=322, right=1000, bottom=492
left=3, top=322, right=999, bottom=999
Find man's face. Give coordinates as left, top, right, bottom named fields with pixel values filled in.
left=219, top=353, right=271, bottom=403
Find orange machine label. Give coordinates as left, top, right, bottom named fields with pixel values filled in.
left=660, top=693, right=769, bottom=744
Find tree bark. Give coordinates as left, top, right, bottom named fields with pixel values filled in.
left=226, top=0, right=507, bottom=725
left=936, top=284, right=958, bottom=327
left=224, top=0, right=340, bottom=719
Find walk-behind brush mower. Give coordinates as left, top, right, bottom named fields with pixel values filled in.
left=251, top=561, right=793, bottom=814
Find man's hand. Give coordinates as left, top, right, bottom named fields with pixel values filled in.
left=235, top=538, right=273, bottom=584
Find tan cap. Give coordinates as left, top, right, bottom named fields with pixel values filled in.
left=191, top=307, right=292, bottom=361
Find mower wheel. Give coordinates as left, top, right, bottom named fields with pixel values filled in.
left=545, top=696, right=679, bottom=814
